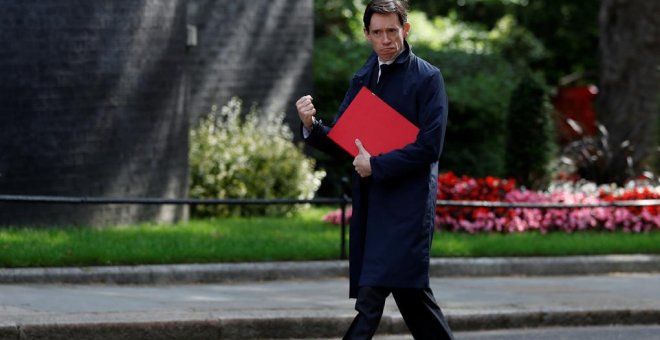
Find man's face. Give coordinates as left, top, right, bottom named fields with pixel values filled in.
left=364, top=12, right=410, bottom=62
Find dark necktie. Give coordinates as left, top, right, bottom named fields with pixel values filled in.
left=369, top=64, right=389, bottom=95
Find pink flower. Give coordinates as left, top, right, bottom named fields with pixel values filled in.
left=322, top=207, right=352, bottom=225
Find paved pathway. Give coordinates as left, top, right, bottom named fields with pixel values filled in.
left=2, top=271, right=660, bottom=339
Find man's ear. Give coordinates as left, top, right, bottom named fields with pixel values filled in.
left=403, top=22, right=411, bottom=38
left=363, top=27, right=369, bottom=39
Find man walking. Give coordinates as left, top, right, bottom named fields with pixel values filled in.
left=296, top=1, right=453, bottom=339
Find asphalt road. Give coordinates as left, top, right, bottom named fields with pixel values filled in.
left=457, top=325, right=660, bottom=340
left=369, top=325, right=660, bottom=339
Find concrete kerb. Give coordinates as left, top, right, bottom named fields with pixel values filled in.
left=9, top=320, right=222, bottom=340
left=0, top=325, right=17, bottom=340
left=1, top=255, right=659, bottom=284
left=4, top=310, right=660, bottom=340
left=429, top=254, right=660, bottom=277
left=0, top=261, right=349, bottom=285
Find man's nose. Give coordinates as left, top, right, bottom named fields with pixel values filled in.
left=381, top=34, right=391, bottom=44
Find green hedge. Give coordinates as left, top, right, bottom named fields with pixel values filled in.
left=416, top=47, right=520, bottom=177
left=505, top=72, right=556, bottom=188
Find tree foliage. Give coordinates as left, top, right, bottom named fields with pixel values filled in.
left=411, top=0, right=599, bottom=84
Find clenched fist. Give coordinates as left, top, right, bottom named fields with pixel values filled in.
left=296, top=95, right=316, bottom=129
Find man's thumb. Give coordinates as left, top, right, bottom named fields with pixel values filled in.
left=355, top=139, right=369, bottom=155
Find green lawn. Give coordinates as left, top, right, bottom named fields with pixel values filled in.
left=1, top=207, right=659, bottom=268
left=432, top=229, right=660, bottom=257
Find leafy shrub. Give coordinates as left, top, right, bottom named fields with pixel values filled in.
left=554, top=120, right=658, bottom=185
left=409, top=14, right=539, bottom=176
left=505, top=72, right=556, bottom=189
left=416, top=47, right=520, bottom=177
left=189, top=98, right=326, bottom=217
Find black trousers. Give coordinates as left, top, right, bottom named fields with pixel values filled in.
left=343, top=286, right=454, bottom=340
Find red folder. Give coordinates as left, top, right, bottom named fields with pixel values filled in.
left=328, top=87, right=419, bottom=157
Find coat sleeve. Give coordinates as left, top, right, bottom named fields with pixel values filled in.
left=300, top=88, right=357, bottom=158
left=300, top=120, right=345, bottom=157
left=370, top=70, right=448, bottom=183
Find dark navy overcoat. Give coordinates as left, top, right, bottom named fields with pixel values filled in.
left=303, top=42, right=448, bottom=298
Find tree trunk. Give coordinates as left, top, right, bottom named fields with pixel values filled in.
left=597, top=0, right=660, bottom=184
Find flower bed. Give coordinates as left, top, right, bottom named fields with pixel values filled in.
left=435, top=172, right=516, bottom=233
left=322, top=172, right=660, bottom=233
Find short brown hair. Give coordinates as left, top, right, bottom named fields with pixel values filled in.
left=363, top=0, right=409, bottom=32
